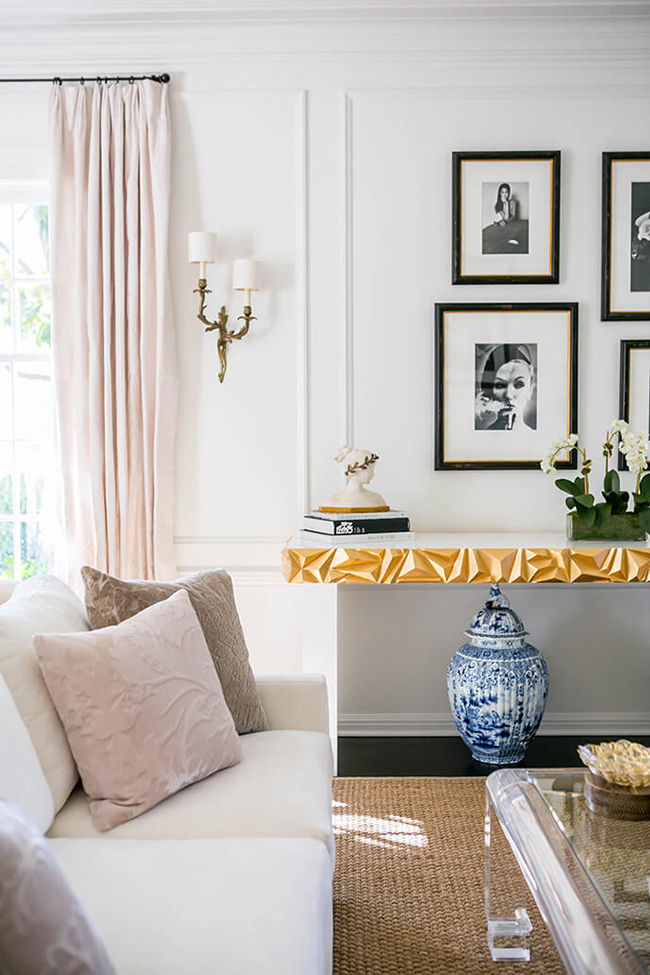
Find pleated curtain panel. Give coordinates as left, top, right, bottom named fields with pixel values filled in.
left=49, top=80, right=177, bottom=584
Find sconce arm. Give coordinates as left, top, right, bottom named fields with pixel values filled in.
left=232, top=306, right=257, bottom=341
left=193, top=280, right=257, bottom=384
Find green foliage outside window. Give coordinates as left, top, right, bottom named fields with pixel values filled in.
left=19, top=206, right=51, bottom=348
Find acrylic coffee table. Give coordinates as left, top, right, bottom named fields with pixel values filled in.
left=485, top=768, right=650, bottom=974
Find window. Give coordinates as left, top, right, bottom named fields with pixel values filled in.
left=0, top=186, right=54, bottom=580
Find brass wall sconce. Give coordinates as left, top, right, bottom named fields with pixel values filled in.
left=188, top=232, right=261, bottom=383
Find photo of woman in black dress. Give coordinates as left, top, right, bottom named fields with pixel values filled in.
left=481, top=181, right=530, bottom=255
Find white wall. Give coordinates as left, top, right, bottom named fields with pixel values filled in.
left=1, top=1, right=649, bottom=735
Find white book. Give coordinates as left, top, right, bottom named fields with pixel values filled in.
left=307, top=509, right=408, bottom=521
left=298, top=530, right=414, bottom=545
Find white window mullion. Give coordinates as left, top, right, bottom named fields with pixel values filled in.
left=10, top=364, right=19, bottom=580
left=0, top=192, right=52, bottom=582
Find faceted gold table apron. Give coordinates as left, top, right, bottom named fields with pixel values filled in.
left=281, top=533, right=650, bottom=768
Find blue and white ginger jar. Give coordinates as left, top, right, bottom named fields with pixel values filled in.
left=446, top=584, right=548, bottom=765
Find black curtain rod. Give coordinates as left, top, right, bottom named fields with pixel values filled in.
left=0, top=74, right=170, bottom=84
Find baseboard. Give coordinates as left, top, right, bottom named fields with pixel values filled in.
left=338, top=711, right=650, bottom=737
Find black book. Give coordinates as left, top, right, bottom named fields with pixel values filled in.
left=301, top=514, right=411, bottom=535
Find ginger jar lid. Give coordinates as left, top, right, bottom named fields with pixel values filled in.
left=464, top=584, right=528, bottom=643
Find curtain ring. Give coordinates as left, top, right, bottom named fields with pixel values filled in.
left=104, top=76, right=109, bottom=85
left=96, top=76, right=101, bottom=85
left=129, top=76, right=135, bottom=85
left=53, top=77, right=62, bottom=86
left=80, top=77, right=85, bottom=85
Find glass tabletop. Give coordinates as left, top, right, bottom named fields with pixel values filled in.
left=531, top=770, right=650, bottom=970
left=485, top=767, right=650, bottom=974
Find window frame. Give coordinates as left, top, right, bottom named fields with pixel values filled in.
left=0, top=181, right=53, bottom=582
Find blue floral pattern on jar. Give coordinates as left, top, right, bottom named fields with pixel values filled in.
left=447, top=584, right=548, bottom=765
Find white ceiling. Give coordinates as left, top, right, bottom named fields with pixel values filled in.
left=1, top=0, right=647, bottom=24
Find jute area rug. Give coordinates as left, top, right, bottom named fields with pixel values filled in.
left=332, top=777, right=566, bottom=975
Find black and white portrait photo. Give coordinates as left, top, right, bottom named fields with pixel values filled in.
left=630, top=182, right=650, bottom=293
left=474, top=343, right=537, bottom=431
left=481, top=181, right=529, bottom=255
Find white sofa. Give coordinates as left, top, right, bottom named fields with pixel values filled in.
left=0, top=578, right=334, bottom=975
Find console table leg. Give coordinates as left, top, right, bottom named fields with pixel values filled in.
left=485, top=792, right=532, bottom=961
left=299, top=585, right=339, bottom=773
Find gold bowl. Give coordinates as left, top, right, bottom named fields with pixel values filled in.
left=578, top=739, right=650, bottom=790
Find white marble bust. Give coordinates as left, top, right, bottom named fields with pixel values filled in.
left=319, top=446, right=388, bottom=511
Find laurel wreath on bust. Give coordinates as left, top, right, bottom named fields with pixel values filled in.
left=345, top=453, right=379, bottom=477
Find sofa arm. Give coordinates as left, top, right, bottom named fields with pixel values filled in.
left=255, top=674, right=329, bottom=735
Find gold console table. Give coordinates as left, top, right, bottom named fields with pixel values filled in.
left=282, top=532, right=650, bottom=585
left=281, top=533, right=650, bottom=768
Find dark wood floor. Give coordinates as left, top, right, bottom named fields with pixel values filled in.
left=337, top=735, right=650, bottom=777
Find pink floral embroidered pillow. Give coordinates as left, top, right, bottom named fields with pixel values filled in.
left=0, top=798, right=115, bottom=974
left=34, top=590, right=243, bottom=831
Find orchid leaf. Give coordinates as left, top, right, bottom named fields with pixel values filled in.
left=594, top=502, right=612, bottom=527
left=556, top=478, right=580, bottom=496
left=576, top=506, right=596, bottom=527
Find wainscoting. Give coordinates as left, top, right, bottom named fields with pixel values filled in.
left=3, top=3, right=648, bottom=736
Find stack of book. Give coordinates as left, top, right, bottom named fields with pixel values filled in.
left=299, top=510, right=413, bottom=543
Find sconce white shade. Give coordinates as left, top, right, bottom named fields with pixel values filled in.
left=188, top=232, right=218, bottom=264
left=233, top=259, right=261, bottom=291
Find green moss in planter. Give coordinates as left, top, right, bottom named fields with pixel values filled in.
left=567, top=512, right=647, bottom=542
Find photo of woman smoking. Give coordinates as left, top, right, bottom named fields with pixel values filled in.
left=475, top=342, right=537, bottom=431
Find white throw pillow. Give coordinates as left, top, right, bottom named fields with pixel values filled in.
left=0, top=675, right=54, bottom=833
left=0, top=579, right=17, bottom=605
left=0, top=575, right=89, bottom=812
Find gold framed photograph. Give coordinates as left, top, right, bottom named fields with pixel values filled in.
left=434, top=302, right=578, bottom=471
left=452, top=151, right=561, bottom=285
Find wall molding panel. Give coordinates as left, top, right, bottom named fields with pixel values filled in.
left=295, top=89, right=311, bottom=518
left=341, top=90, right=354, bottom=447
left=339, top=712, right=650, bottom=738
left=2, top=5, right=649, bottom=732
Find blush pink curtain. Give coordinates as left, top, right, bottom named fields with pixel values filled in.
left=49, top=81, right=177, bottom=584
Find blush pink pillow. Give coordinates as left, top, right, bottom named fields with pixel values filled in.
left=34, top=589, right=243, bottom=831
left=0, top=798, right=115, bottom=974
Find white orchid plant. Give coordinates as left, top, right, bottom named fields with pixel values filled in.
left=541, top=421, right=650, bottom=532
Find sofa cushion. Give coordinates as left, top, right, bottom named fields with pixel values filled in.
left=0, top=574, right=88, bottom=811
left=0, top=799, right=115, bottom=975
left=35, top=590, right=243, bottom=831
left=49, top=729, right=335, bottom=859
left=81, top=565, right=267, bottom=734
left=0, top=675, right=54, bottom=833
left=50, top=837, right=333, bottom=975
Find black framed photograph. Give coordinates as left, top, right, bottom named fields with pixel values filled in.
left=602, top=152, right=650, bottom=320
left=452, top=151, right=561, bottom=285
left=618, top=340, right=650, bottom=470
left=434, top=303, right=578, bottom=470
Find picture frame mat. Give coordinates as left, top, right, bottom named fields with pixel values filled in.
left=610, top=159, right=650, bottom=315
left=627, top=346, right=650, bottom=433
left=442, top=309, right=572, bottom=464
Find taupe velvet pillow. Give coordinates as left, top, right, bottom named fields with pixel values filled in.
left=81, top=566, right=267, bottom=734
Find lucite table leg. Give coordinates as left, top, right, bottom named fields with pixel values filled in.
left=485, top=791, right=532, bottom=962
